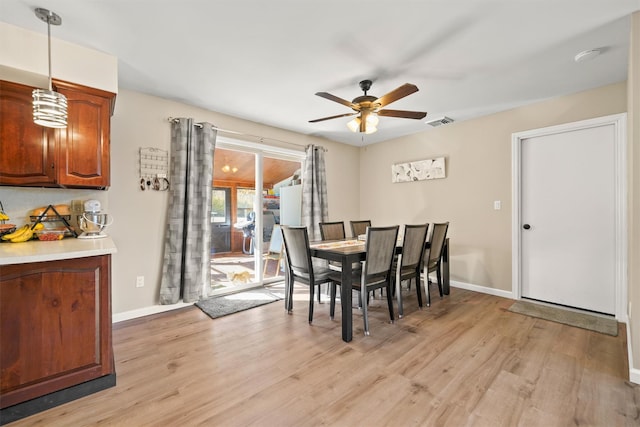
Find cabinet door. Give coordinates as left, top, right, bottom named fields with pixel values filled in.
left=0, top=81, right=56, bottom=186
left=0, top=255, right=113, bottom=408
left=54, top=81, right=113, bottom=188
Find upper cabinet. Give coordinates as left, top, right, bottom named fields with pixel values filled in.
left=0, top=80, right=57, bottom=185
left=53, top=80, right=114, bottom=188
left=0, top=80, right=116, bottom=189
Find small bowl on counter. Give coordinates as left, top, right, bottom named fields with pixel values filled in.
left=35, top=229, right=66, bottom=241
left=0, top=224, right=17, bottom=239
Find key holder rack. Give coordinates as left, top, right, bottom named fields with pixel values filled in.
left=139, top=147, right=170, bottom=191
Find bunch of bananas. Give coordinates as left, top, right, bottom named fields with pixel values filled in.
left=0, top=211, right=9, bottom=221
left=2, top=223, right=44, bottom=243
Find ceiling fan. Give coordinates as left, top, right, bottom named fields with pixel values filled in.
left=309, top=80, right=427, bottom=134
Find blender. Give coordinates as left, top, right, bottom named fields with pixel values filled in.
left=77, top=200, right=112, bottom=239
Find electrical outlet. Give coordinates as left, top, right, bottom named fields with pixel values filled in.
left=493, top=200, right=501, bottom=210
left=136, top=276, right=144, bottom=288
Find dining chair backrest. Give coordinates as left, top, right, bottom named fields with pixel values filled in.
left=363, top=226, right=399, bottom=282
left=281, top=226, right=312, bottom=276
left=400, top=223, right=429, bottom=270
left=267, top=224, right=283, bottom=254
left=350, top=220, right=371, bottom=238
left=426, top=222, right=449, bottom=270
left=319, top=221, right=346, bottom=241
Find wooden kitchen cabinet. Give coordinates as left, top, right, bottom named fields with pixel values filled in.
left=0, top=80, right=115, bottom=189
left=54, top=80, right=114, bottom=188
left=0, top=80, right=57, bottom=185
left=0, top=255, right=114, bottom=409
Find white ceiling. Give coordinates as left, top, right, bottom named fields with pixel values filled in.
left=2, top=0, right=639, bottom=146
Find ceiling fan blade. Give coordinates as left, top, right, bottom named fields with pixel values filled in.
left=377, top=109, right=427, bottom=119
left=308, top=112, right=357, bottom=123
left=375, top=83, right=419, bottom=108
left=315, top=92, right=358, bottom=109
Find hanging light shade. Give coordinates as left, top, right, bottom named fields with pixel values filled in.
left=32, top=8, right=67, bottom=129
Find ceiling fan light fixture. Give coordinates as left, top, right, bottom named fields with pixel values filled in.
left=32, top=8, right=67, bottom=129
left=347, top=117, right=360, bottom=133
left=311, top=80, right=424, bottom=136
left=347, top=113, right=379, bottom=134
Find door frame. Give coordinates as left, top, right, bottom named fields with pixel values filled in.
left=511, top=113, right=628, bottom=321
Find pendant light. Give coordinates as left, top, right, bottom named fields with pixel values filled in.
left=32, top=8, right=67, bottom=129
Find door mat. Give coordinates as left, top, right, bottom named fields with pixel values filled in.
left=195, top=287, right=283, bottom=320
left=508, top=300, right=618, bottom=336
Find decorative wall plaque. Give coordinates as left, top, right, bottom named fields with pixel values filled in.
left=391, top=157, right=446, bottom=183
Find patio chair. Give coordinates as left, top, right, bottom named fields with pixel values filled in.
left=263, top=224, right=284, bottom=277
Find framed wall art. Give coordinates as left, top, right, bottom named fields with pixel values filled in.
left=391, top=157, right=446, bottom=183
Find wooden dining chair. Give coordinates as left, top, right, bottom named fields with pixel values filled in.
left=350, top=220, right=371, bottom=238
left=263, top=224, right=284, bottom=277
left=420, top=222, right=449, bottom=307
left=392, top=223, right=429, bottom=318
left=328, top=225, right=399, bottom=336
left=281, top=225, right=334, bottom=323
left=319, top=221, right=347, bottom=272
left=319, top=220, right=364, bottom=303
left=319, top=221, right=346, bottom=240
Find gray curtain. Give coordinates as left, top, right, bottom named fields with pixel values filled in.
left=301, top=144, right=328, bottom=241
left=160, top=118, right=216, bottom=304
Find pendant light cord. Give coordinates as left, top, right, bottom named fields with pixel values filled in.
left=46, top=12, right=52, bottom=91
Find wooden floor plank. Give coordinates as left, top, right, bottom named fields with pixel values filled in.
left=7, top=287, right=638, bottom=426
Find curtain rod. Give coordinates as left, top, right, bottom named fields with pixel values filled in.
left=166, top=117, right=327, bottom=152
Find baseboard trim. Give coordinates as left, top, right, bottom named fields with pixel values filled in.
left=450, top=280, right=514, bottom=299
left=113, top=282, right=513, bottom=323
left=0, top=373, right=116, bottom=425
left=112, top=301, right=193, bottom=323
left=627, top=316, right=640, bottom=384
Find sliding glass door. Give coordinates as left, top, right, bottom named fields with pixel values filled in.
left=209, top=138, right=303, bottom=295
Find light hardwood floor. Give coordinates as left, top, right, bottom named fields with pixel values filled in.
left=10, top=285, right=639, bottom=426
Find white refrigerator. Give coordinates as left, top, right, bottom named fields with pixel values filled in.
left=279, top=185, right=302, bottom=226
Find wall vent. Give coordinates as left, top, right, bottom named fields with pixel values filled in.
left=426, top=116, right=454, bottom=127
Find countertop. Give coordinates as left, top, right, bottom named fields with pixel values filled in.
left=0, top=236, right=117, bottom=265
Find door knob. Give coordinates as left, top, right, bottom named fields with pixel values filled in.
left=523, top=224, right=531, bottom=230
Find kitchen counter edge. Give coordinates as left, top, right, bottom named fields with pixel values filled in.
left=0, top=236, right=117, bottom=265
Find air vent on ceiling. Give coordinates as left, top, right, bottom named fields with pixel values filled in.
left=426, top=116, right=454, bottom=127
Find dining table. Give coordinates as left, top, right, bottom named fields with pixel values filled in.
left=308, top=237, right=450, bottom=342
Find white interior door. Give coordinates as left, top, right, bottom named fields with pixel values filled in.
left=520, top=122, right=617, bottom=314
